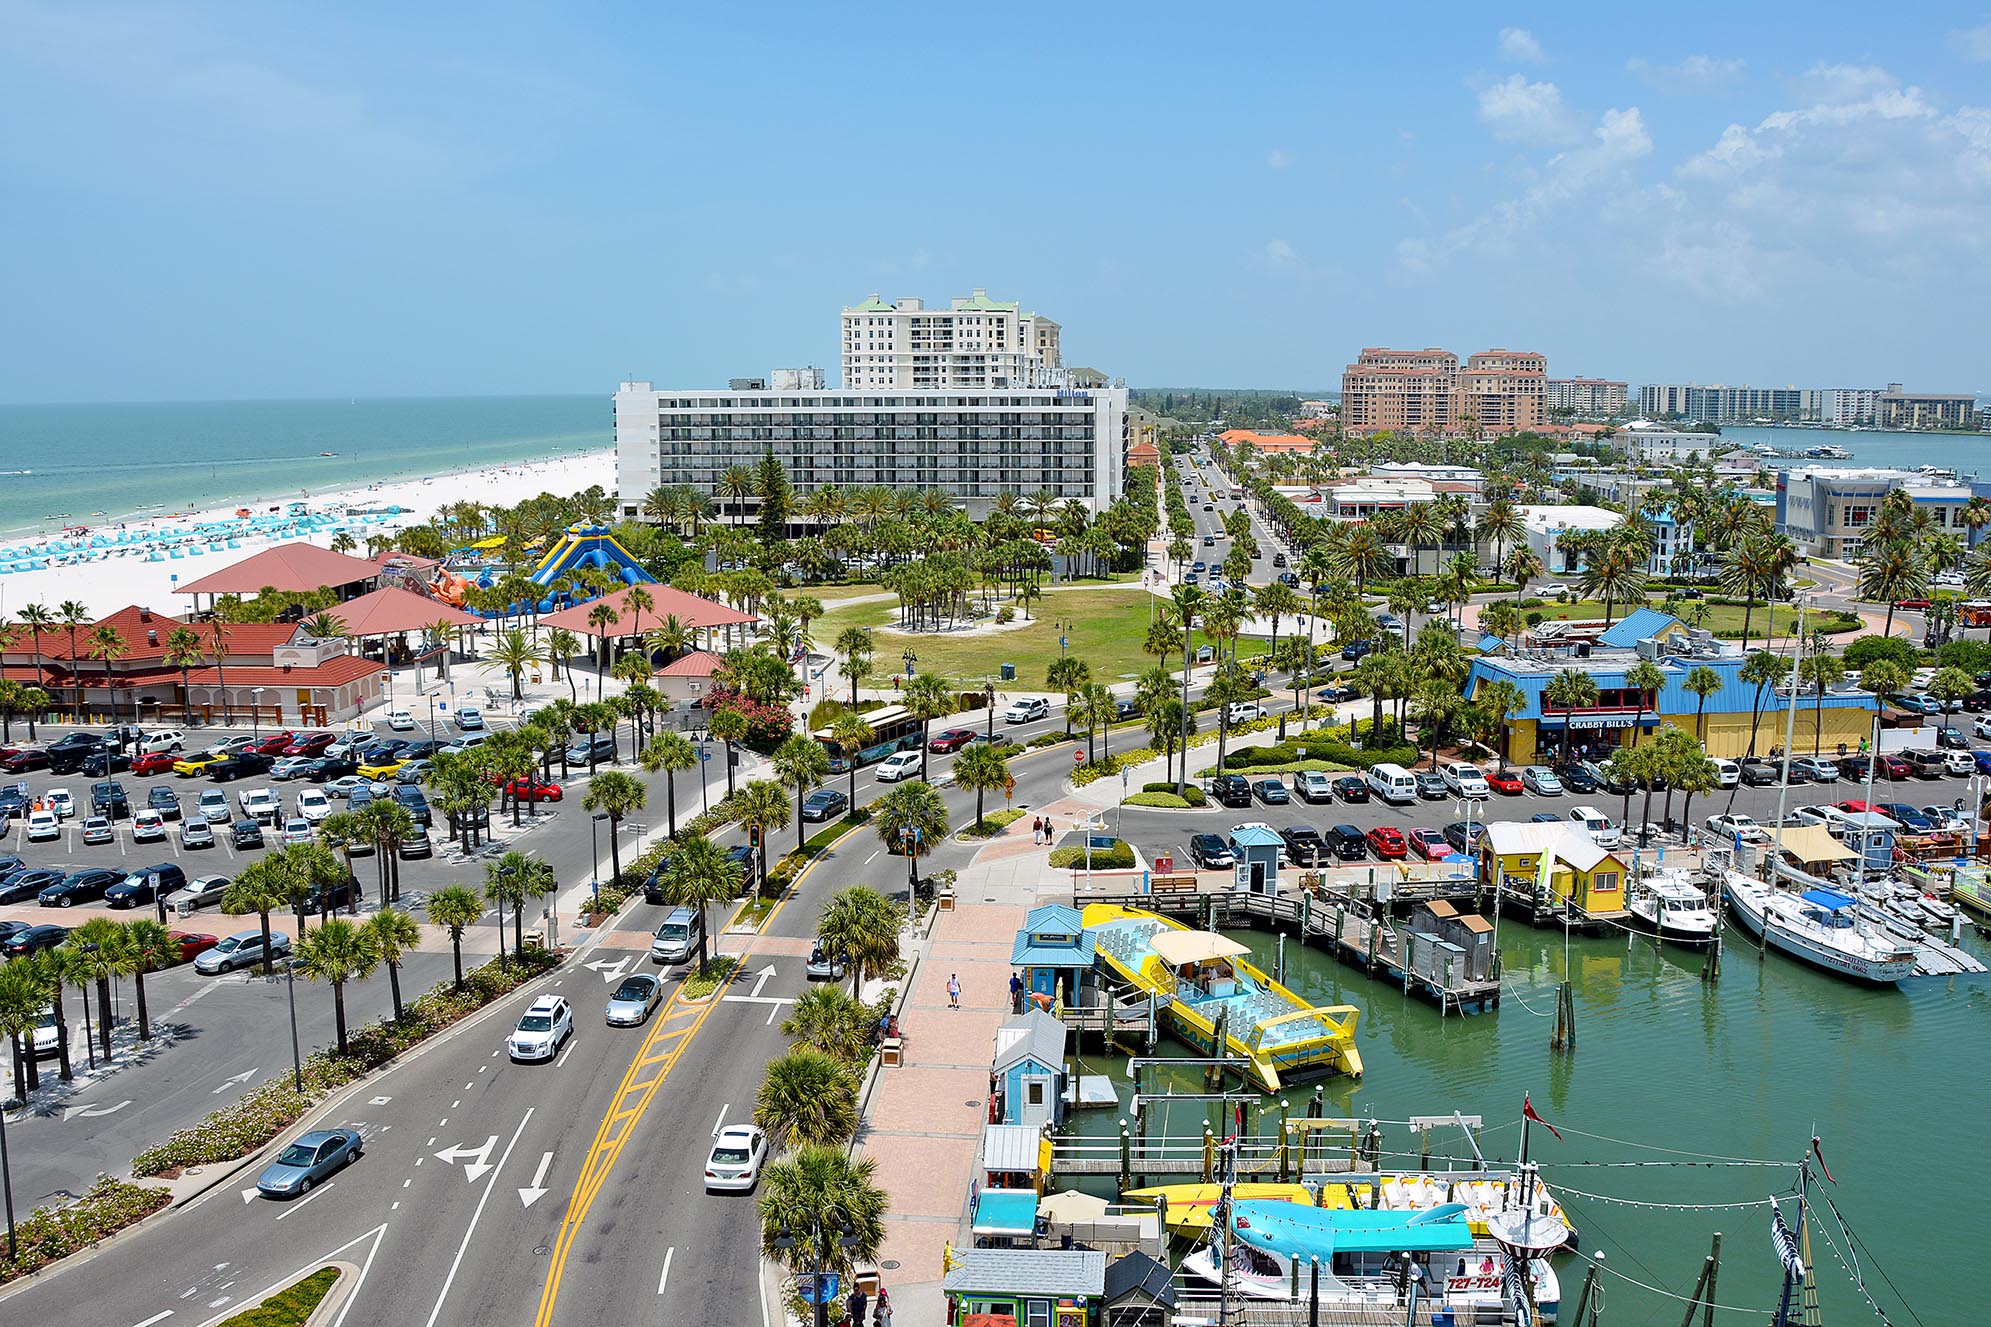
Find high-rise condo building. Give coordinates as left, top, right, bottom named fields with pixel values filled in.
left=1339, top=347, right=1546, bottom=436
left=841, top=290, right=1063, bottom=390
left=1545, top=377, right=1629, bottom=417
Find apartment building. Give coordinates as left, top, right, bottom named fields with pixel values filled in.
left=841, top=290, right=1063, bottom=390
left=1546, top=377, right=1629, bottom=417
left=1637, top=383, right=1807, bottom=422
left=1817, top=387, right=1883, bottom=426
left=613, top=380, right=1129, bottom=520
left=1876, top=390, right=1978, bottom=431
left=1340, top=346, right=1546, bottom=436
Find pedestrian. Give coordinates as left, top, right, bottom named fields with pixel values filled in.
left=1044, top=817, right=1055, bottom=844
left=847, top=1284, right=868, bottom=1327
left=874, top=1288, right=892, bottom=1327
left=948, top=972, right=962, bottom=1009
left=1032, top=815, right=1043, bottom=844
left=1010, top=972, right=1025, bottom=1014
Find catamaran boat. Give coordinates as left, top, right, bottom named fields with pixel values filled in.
left=1722, top=874, right=1916, bottom=983
left=1625, top=870, right=1718, bottom=946
left=1182, top=1201, right=1560, bottom=1321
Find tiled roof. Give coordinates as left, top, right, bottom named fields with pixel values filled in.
left=326, top=586, right=479, bottom=638
left=4, top=608, right=296, bottom=662
left=175, top=542, right=384, bottom=596
left=655, top=650, right=724, bottom=678
left=538, top=586, right=755, bottom=638
left=944, top=1249, right=1106, bottom=1297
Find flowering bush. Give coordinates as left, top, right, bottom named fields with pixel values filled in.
left=132, top=951, right=561, bottom=1177
left=0, top=1175, right=170, bottom=1283
left=707, top=685, right=794, bottom=751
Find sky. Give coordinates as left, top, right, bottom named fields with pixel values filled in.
left=3, top=1, right=1989, bottom=404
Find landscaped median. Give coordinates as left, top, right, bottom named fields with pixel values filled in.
left=217, top=1267, right=341, bottom=1326
left=131, top=949, right=562, bottom=1179
left=0, top=1175, right=170, bottom=1283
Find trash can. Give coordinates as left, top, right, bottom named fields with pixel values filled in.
left=999, top=662, right=1016, bottom=682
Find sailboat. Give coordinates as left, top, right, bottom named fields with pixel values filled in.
left=1723, top=873, right=1916, bottom=983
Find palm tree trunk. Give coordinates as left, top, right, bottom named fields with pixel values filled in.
left=450, top=932, right=465, bottom=991
left=134, top=971, right=152, bottom=1040
left=513, top=902, right=525, bottom=957
left=665, top=774, right=678, bottom=837
left=52, top=986, right=71, bottom=1081
left=333, top=984, right=348, bottom=1056
left=387, top=961, right=404, bottom=1021
left=96, top=976, right=115, bottom=1063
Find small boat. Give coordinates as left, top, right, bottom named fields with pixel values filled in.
left=1626, top=870, right=1718, bottom=946
left=1722, top=874, right=1916, bottom=984
left=1181, top=1201, right=1560, bottom=1321
left=320, top=451, right=338, bottom=457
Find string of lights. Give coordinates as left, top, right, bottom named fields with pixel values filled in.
left=1568, top=1248, right=1773, bottom=1317
left=1814, top=1187, right=1925, bottom=1327
left=1550, top=1184, right=1793, bottom=1212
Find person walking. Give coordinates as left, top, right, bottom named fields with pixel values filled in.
left=846, top=1285, right=868, bottom=1327
left=947, top=972, right=962, bottom=1009
left=1032, top=816, right=1043, bottom=844
left=874, top=1288, right=893, bottom=1327
left=1009, top=972, right=1025, bottom=1014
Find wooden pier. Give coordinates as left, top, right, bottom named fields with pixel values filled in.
left=1083, top=888, right=1502, bottom=1015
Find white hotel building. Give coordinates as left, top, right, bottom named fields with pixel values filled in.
left=842, top=290, right=1064, bottom=390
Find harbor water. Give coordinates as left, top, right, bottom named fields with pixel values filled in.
left=1067, top=917, right=1987, bottom=1325
left=0, top=394, right=609, bottom=537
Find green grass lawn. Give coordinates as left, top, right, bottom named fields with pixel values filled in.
left=1529, top=599, right=1861, bottom=638
left=814, top=585, right=1221, bottom=686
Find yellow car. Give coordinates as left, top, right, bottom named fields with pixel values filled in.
left=357, top=758, right=407, bottom=781
left=173, top=752, right=227, bottom=777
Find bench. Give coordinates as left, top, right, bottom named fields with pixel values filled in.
left=1149, top=873, right=1200, bottom=895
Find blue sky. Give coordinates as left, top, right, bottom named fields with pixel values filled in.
left=3, top=1, right=1989, bottom=403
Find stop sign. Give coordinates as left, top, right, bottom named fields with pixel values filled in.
left=1073, top=749, right=1086, bottom=764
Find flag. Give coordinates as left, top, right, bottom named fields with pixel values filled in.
left=1221, top=1102, right=1245, bottom=1144
left=1769, top=1200, right=1805, bottom=1281
left=1811, top=1135, right=1835, bottom=1184
left=1523, top=1093, right=1563, bottom=1142
left=1534, top=845, right=1554, bottom=903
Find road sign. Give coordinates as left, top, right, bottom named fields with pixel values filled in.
left=1156, top=854, right=1174, bottom=873
left=698, top=748, right=712, bottom=762
left=1074, top=749, right=1086, bottom=764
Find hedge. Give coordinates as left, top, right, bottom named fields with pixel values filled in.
left=0, top=1175, right=170, bottom=1283
left=1124, top=791, right=1194, bottom=808
left=132, top=950, right=562, bottom=1177
left=1143, top=781, right=1207, bottom=806
left=1048, top=840, right=1137, bottom=869
left=218, top=1268, right=342, bottom=1326
left=1222, top=733, right=1417, bottom=772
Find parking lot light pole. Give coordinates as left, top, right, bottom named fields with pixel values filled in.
left=0, top=1096, right=15, bottom=1263
left=250, top=688, right=265, bottom=742
left=590, top=813, right=608, bottom=909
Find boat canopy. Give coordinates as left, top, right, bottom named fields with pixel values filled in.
left=1232, top=1201, right=1476, bottom=1255
left=1152, top=931, right=1250, bottom=966
left=1800, top=888, right=1857, bottom=911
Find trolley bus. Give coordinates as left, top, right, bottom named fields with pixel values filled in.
left=812, top=704, right=925, bottom=772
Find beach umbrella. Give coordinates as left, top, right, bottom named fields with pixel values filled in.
left=1037, top=1189, right=1111, bottom=1224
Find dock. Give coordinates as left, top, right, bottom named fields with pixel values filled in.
left=1085, top=888, right=1502, bottom=1015
left=1907, top=932, right=1986, bottom=977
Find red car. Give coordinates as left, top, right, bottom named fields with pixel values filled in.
left=169, top=932, right=220, bottom=964
left=1, top=748, right=49, bottom=772
left=1485, top=770, right=1525, bottom=795
left=252, top=731, right=298, bottom=756
left=282, top=732, right=335, bottom=757
left=1366, top=825, right=1408, bottom=860
left=1893, top=598, right=1932, bottom=612
left=500, top=777, right=564, bottom=803
left=1406, top=827, right=1454, bottom=861
left=1835, top=799, right=1877, bottom=814
left=926, top=728, right=976, bottom=754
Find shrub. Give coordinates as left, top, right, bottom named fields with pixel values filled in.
left=1938, top=639, right=1991, bottom=674
left=0, top=1175, right=171, bottom=1283
left=959, top=808, right=1025, bottom=839
left=681, top=956, right=739, bottom=1000
left=1142, top=780, right=1207, bottom=806
left=995, top=607, right=1015, bottom=624
left=708, top=685, right=796, bottom=751
left=1048, top=840, right=1137, bottom=869
left=1841, top=635, right=1919, bottom=670
left=1027, top=732, right=1068, bottom=749
left=1124, top=791, right=1192, bottom=808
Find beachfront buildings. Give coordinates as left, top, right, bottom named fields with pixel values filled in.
left=612, top=380, right=1130, bottom=520
left=841, top=290, right=1063, bottom=390
left=1546, top=377, right=1629, bottom=417
left=1638, top=381, right=1980, bottom=430
left=1876, top=389, right=1978, bottom=431
left=1339, top=347, right=1546, bottom=437
left=1775, top=468, right=1991, bottom=558
left=1465, top=610, right=1877, bottom=765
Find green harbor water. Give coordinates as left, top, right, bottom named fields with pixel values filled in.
left=1066, top=918, right=1987, bottom=1325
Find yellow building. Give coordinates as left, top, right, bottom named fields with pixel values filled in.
left=1480, top=822, right=1631, bottom=922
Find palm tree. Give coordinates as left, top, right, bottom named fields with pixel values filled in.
left=57, top=600, right=90, bottom=713
left=1543, top=668, right=1598, bottom=766
left=640, top=731, right=699, bottom=838
left=88, top=624, right=129, bottom=727
left=118, top=918, right=178, bottom=1042
left=426, top=884, right=485, bottom=991
left=865, top=771, right=953, bottom=896
left=1721, top=532, right=1799, bottom=652
left=582, top=771, right=647, bottom=883
left=816, top=884, right=903, bottom=1003
left=757, top=1146, right=887, bottom=1280
left=360, top=909, right=423, bottom=1022
left=1856, top=540, right=1928, bottom=638
left=1169, top=582, right=1204, bottom=797
left=1683, top=665, right=1722, bottom=744
left=224, top=858, right=299, bottom=978
left=0, top=957, right=51, bottom=1098
left=1740, top=649, right=1792, bottom=759
left=485, top=851, right=554, bottom=959
left=1798, top=649, right=1846, bottom=755
left=1623, top=660, right=1667, bottom=749
left=300, top=611, right=349, bottom=642
left=1480, top=498, right=1525, bottom=572
left=488, top=627, right=542, bottom=702
left=66, top=918, right=127, bottom=1065
left=1673, top=753, right=1721, bottom=839
left=1045, top=657, right=1090, bottom=736
left=293, top=918, right=379, bottom=1057
left=952, top=740, right=1011, bottom=831
left=899, top=672, right=954, bottom=781
left=161, top=626, right=207, bottom=726
left=16, top=602, right=55, bottom=721
left=707, top=706, right=749, bottom=798
left=1858, top=658, right=1911, bottom=722
left=772, top=735, right=832, bottom=853
left=660, top=834, right=743, bottom=977
left=545, top=628, right=581, bottom=700
left=829, top=712, right=874, bottom=808
left=781, top=985, right=872, bottom=1063
left=754, top=1049, right=859, bottom=1146
left=733, top=779, right=790, bottom=894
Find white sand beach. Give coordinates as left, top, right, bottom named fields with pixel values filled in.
left=0, top=447, right=617, bottom=618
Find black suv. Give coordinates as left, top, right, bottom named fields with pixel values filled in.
left=1324, top=825, right=1368, bottom=861
left=393, top=786, right=433, bottom=828
left=212, top=752, right=273, bottom=782
left=82, top=749, right=133, bottom=777
left=1279, top=825, right=1327, bottom=865
left=1552, top=763, right=1600, bottom=794
left=91, top=780, right=131, bottom=818
left=1209, top=775, right=1253, bottom=808
left=1187, top=833, right=1235, bottom=869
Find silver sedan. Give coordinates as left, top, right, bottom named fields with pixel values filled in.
left=255, top=1128, right=362, bottom=1198
left=605, top=974, right=664, bottom=1026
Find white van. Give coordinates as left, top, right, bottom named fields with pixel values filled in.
left=1710, top=758, right=1740, bottom=789
left=1365, top=763, right=1418, bottom=806
left=1567, top=806, right=1621, bottom=850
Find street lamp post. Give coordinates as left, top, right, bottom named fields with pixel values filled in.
left=0, top=1091, right=15, bottom=1263
left=590, top=813, right=608, bottom=910
left=251, top=687, right=265, bottom=741
left=772, top=1216, right=864, bottom=1327
left=495, top=864, right=518, bottom=974
left=283, top=952, right=304, bottom=1093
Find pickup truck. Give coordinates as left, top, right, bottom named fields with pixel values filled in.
left=238, top=788, right=282, bottom=824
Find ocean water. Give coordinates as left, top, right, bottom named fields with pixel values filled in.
left=1713, top=423, right=1991, bottom=475
left=0, top=395, right=610, bottom=537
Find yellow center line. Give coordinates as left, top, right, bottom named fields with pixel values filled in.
left=533, top=986, right=724, bottom=1326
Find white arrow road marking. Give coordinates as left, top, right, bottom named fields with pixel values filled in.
left=750, top=963, right=777, bottom=997
left=423, top=1111, right=532, bottom=1327
left=710, top=1105, right=728, bottom=1137
left=64, top=1098, right=131, bottom=1121
left=212, top=1069, right=257, bottom=1094
left=585, top=955, right=632, bottom=983
left=432, top=1134, right=499, bottom=1182
left=517, top=1150, right=553, bottom=1208
left=656, top=1246, right=674, bottom=1294
left=241, top=1188, right=259, bottom=1205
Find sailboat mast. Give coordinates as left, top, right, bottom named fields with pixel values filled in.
left=1799, top=1158, right=1822, bottom=1327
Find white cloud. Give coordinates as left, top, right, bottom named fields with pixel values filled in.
left=1626, top=54, right=1743, bottom=91
left=1950, top=23, right=1991, bottom=61
left=1788, top=62, right=1897, bottom=105
left=1499, top=28, right=1546, bottom=64
left=1477, top=74, right=1581, bottom=145
left=1266, top=147, right=1293, bottom=169
left=1264, top=239, right=1298, bottom=265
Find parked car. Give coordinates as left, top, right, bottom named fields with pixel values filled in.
left=165, top=874, right=232, bottom=916
left=79, top=816, right=114, bottom=845
left=1876, top=803, right=1934, bottom=833
left=508, top=995, right=574, bottom=1062
left=1442, top=763, right=1490, bottom=798
left=1208, top=774, right=1253, bottom=808
left=210, top=752, right=273, bottom=782
left=1253, top=777, right=1290, bottom=805
left=1365, top=825, right=1408, bottom=860
left=131, top=808, right=168, bottom=842
left=564, top=735, right=616, bottom=765
left=1485, top=769, right=1525, bottom=795
left=876, top=750, right=923, bottom=783
left=1552, top=763, right=1600, bottom=794
left=704, top=1124, right=769, bottom=1193
left=295, top=788, right=332, bottom=824
left=1789, top=755, right=1838, bottom=782
left=239, top=788, right=282, bottom=823
left=1226, top=701, right=1262, bottom=725
left=147, top=786, right=182, bottom=820
left=131, top=751, right=179, bottom=776
left=1736, top=758, right=1781, bottom=786
left=801, top=788, right=849, bottom=821
left=386, top=710, right=418, bottom=732
left=80, top=749, right=132, bottom=777
left=3, top=924, right=71, bottom=957
left=1415, top=770, right=1450, bottom=800
left=309, top=756, right=360, bottom=782
left=180, top=818, right=215, bottom=849
left=1340, top=639, right=1375, bottom=663
left=282, top=732, right=336, bottom=757
left=270, top=756, right=316, bottom=781
left=1188, top=833, right=1235, bottom=869
left=1521, top=766, right=1563, bottom=795
left=40, top=867, right=120, bottom=907
left=1441, top=820, right=1485, bottom=854
left=255, top=1129, right=362, bottom=1199
left=455, top=707, right=486, bottom=731
left=0, top=748, right=50, bottom=773
left=1324, top=824, right=1368, bottom=861
left=1705, top=814, right=1772, bottom=846
left=106, top=863, right=186, bottom=909
left=196, top=928, right=291, bottom=974
left=398, top=832, right=433, bottom=860
left=1279, top=825, right=1327, bottom=865
left=23, top=810, right=59, bottom=842
left=91, top=780, right=131, bottom=818
left=251, top=731, right=298, bottom=756
left=232, top=819, right=266, bottom=849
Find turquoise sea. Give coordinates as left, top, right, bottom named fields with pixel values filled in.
left=0, top=395, right=610, bottom=537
